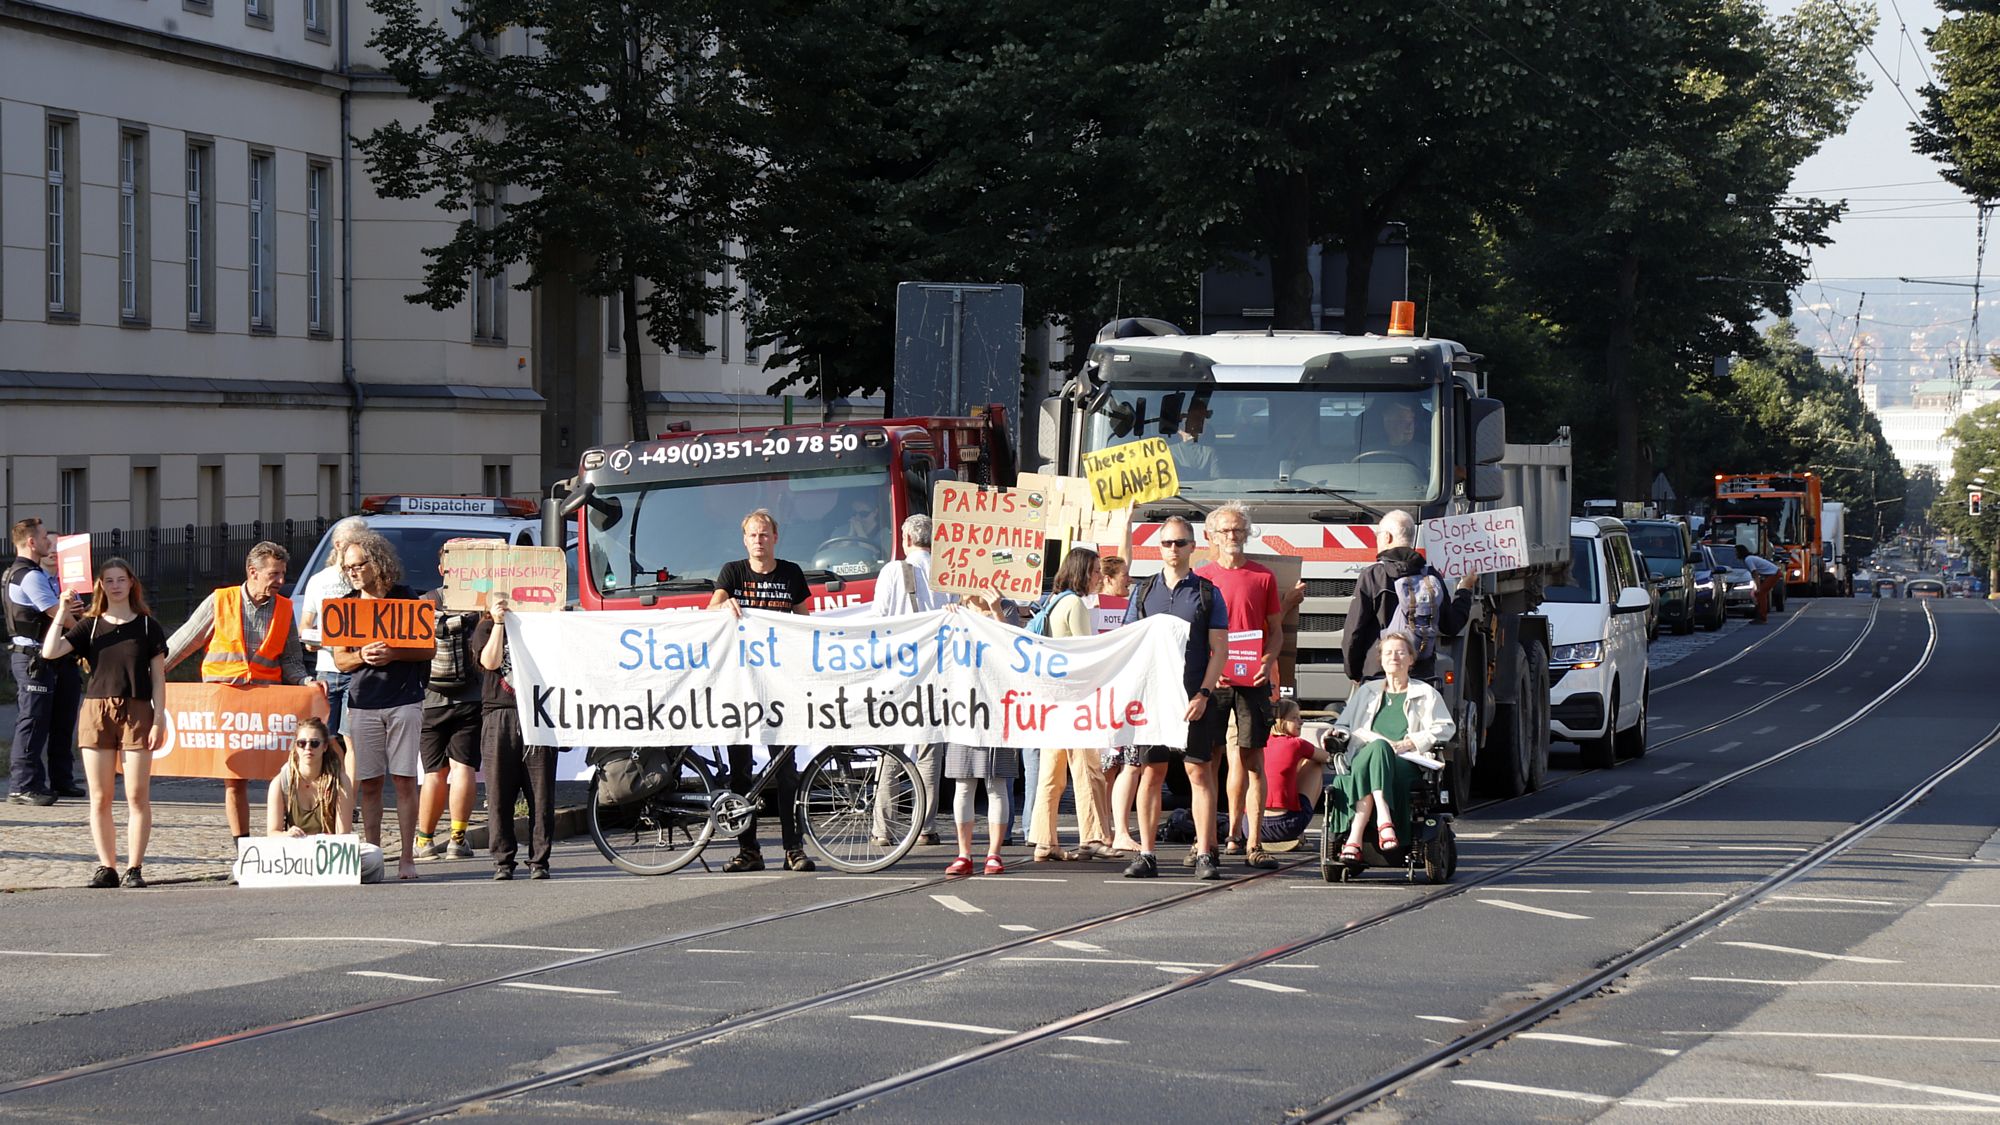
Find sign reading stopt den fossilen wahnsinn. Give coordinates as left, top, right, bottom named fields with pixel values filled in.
left=930, top=481, right=1050, bottom=599
left=1080, top=437, right=1179, bottom=511
left=1420, top=506, right=1528, bottom=579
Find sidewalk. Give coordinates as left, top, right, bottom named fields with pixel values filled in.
left=3, top=703, right=590, bottom=891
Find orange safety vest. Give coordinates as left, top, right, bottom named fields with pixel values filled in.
left=200, top=585, right=294, bottom=684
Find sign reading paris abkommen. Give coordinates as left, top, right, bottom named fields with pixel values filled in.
left=505, top=608, right=1191, bottom=750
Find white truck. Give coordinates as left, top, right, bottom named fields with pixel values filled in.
left=1037, top=316, right=1572, bottom=801
left=1821, top=501, right=1849, bottom=597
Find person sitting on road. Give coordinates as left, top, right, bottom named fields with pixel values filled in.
left=267, top=717, right=383, bottom=883
left=1259, top=699, right=1328, bottom=846
left=1327, top=631, right=1456, bottom=865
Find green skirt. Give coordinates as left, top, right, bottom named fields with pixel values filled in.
left=1325, top=738, right=1418, bottom=845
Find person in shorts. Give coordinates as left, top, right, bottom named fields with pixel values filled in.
left=298, top=516, right=366, bottom=775
left=1195, top=501, right=1283, bottom=869
left=40, top=557, right=168, bottom=888
left=329, top=530, right=433, bottom=881
left=1259, top=698, right=1328, bottom=844
left=414, top=545, right=488, bottom=861
left=1116, top=516, right=1228, bottom=880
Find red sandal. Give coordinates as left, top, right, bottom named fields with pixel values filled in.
left=1339, top=842, right=1363, bottom=864
left=983, top=854, right=1005, bottom=875
left=1375, top=822, right=1400, bottom=851
left=946, top=856, right=975, bottom=876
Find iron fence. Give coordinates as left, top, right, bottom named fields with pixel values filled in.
left=88, top=518, right=331, bottom=623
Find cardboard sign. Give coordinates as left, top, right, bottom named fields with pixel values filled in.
left=1018, top=472, right=1133, bottom=561
left=320, top=597, right=436, bottom=649
left=1081, top=437, right=1179, bottom=510
left=930, top=481, right=1049, bottom=599
left=439, top=543, right=565, bottom=611
left=235, top=834, right=365, bottom=887
left=55, top=534, right=92, bottom=597
left=1420, top=506, right=1529, bottom=579
left=1094, top=594, right=1129, bottom=635
left=153, top=682, right=329, bottom=780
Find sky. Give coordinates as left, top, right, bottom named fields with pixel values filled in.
left=1772, top=0, right=1987, bottom=285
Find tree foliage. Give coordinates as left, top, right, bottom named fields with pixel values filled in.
left=1914, top=0, right=2000, bottom=200
left=1930, top=402, right=2000, bottom=582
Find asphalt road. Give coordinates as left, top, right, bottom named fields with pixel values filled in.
left=1, top=598, right=1995, bottom=1124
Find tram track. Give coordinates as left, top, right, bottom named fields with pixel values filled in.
left=1652, top=598, right=1816, bottom=692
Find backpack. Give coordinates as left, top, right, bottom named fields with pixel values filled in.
left=1025, top=590, right=1080, bottom=636
left=1387, top=571, right=1447, bottom=662
left=1128, top=572, right=1216, bottom=630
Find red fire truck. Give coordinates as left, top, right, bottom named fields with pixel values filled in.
left=551, top=409, right=1015, bottom=614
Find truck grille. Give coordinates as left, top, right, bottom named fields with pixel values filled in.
left=1299, top=613, right=1347, bottom=633
left=1304, top=579, right=1359, bottom=599
left=1297, top=648, right=1342, bottom=666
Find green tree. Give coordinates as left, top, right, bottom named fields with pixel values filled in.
left=1914, top=0, right=2000, bottom=200
left=358, top=0, right=760, bottom=442
left=1931, top=402, right=2000, bottom=588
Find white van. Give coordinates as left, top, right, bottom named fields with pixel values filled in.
left=1544, top=516, right=1652, bottom=767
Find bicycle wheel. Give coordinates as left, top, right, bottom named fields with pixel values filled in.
left=796, top=745, right=923, bottom=873
left=587, top=749, right=719, bottom=876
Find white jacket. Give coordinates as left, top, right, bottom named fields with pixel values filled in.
left=1333, top=678, right=1455, bottom=755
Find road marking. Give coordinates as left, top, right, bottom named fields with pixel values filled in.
left=1517, top=786, right=1631, bottom=825
left=1059, top=1035, right=1128, bottom=1045
left=1838, top=685, right=1854, bottom=693
left=817, top=875, right=923, bottom=881
left=1451, top=1080, right=1675, bottom=1108
left=1654, top=762, right=1692, bottom=775
left=1668, top=1097, right=2000, bottom=1113
left=498, top=982, right=618, bottom=995
left=1665, top=1031, right=2000, bottom=1045
left=852, top=1014, right=1015, bottom=1035
left=1929, top=903, right=2000, bottom=909
left=1488, top=887, right=1591, bottom=894
left=1101, top=879, right=1209, bottom=886
left=1416, top=1015, right=1469, bottom=1024
left=1454, top=831, right=1501, bottom=838
left=1691, top=977, right=2000, bottom=990
left=1154, top=965, right=1205, bottom=974
left=1003, top=956, right=1221, bottom=967
left=1652, top=722, right=1685, bottom=731
left=998, top=924, right=1038, bottom=932
left=255, top=936, right=441, bottom=946
left=1517, top=1031, right=1680, bottom=1056
left=348, top=970, right=442, bottom=983
left=1892, top=853, right=1997, bottom=864
left=448, top=942, right=601, bottom=953
left=1233, top=979, right=1307, bottom=994
left=1733, top=675, right=1761, bottom=685
left=1801, top=703, right=1823, bottom=712
left=686, top=948, right=756, bottom=954
left=1630, top=890, right=1728, bottom=897
left=1051, top=940, right=1109, bottom=953
left=1717, top=845, right=1811, bottom=852
left=0, top=950, right=107, bottom=958
left=1821, top=1074, right=2000, bottom=1105
left=1479, top=898, right=1591, bottom=920
left=1860, top=670, right=1875, bottom=678
left=1709, top=740, right=1742, bottom=754
left=1770, top=894, right=1896, bottom=906
left=992, top=877, right=1069, bottom=883
left=931, top=894, right=984, bottom=915
left=1877, top=655, right=1890, bottom=663
left=1753, top=724, right=1778, bottom=734
left=1719, top=941, right=1901, bottom=964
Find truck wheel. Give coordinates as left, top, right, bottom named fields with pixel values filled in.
left=1581, top=685, right=1618, bottom=769
left=1478, top=652, right=1536, bottom=799
left=1524, top=641, right=1550, bottom=793
left=1445, top=701, right=1477, bottom=811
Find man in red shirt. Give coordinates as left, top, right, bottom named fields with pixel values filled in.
left=1195, top=501, right=1284, bottom=869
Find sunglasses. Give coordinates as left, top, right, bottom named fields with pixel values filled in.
left=295, top=738, right=324, bottom=748
left=1158, top=538, right=1194, bottom=548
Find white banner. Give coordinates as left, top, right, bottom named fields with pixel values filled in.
left=234, top=834, right=366, bottom=887
left=1421, top=506, right=1529, bottom=579
left=506, top=608, right=1192, bottom=750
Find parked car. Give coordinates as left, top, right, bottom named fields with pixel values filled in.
left=1545, top=517, right=1653, bottom=769
left=1703, top=542, right=1761, bottom=616
left=1627, top=519, right=1698, bottom=636
left=1689, top=545, right=1734, bottom=631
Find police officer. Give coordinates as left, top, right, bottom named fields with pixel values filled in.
left=8, top=518, right=85, bottom=805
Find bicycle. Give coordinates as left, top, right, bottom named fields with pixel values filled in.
left=585, top=743, right=927, bottom=875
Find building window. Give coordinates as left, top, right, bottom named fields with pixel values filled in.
left=58, top=468, right=86, bottom=533
left=307, top=163, right=330, bottom=333
left=318, top=463, right=340, bottom=521
left=131, top=466, right=160, bottom=530
left=248, top=151, right=275, bottom=331
left=470, top=185, right=505, bottom=343
left=119, top=129, right=150, bottom=324
left=304, top=0, right=326, bottom=35
left=483, top=462, right=512, bottom=497
left=186, top=142, right=215, bottom=327
left=260, top=463, right=285, bottom=527
left=46, top=116, right=79, bottom=318
left=246, top=0, right=271, bottom=28
left=605, top=293, right=621, bottom=352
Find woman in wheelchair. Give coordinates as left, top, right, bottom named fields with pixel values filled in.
left=1326, top=630, right=1456, bottom=863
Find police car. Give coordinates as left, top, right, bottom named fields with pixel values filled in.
left=290, top=495, right=563, bottom=625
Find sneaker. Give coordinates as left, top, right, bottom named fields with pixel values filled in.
left=868, top=836, right=895, bottom=848
left=121, top=866, right=146, bottom=889
left=528, top=866, right=550, bottom=880
left=89, top=866, right=119, bottom=889
left=723, top=851, right=766, bottom=873
left=1193, top=853, right=1221, bottom=881
left=1123, top=853, right=1159, bottom=879
left=55, top=786, right=88, bottom=800
left=919, top=831, right=941, bottom=846
left=446, top=839, right=474, bottom=860
left=784, top=850, right=817, bottom=873
left=492, top=866, right=515, bottom=881
left=412, top=838, right=446, bottom=861
left=13, top=791, right=57, bottom=807
left=1245, top=848, right=1279, bottom=870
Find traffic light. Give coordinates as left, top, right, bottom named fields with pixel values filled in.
left=1973, top=490, right=1985, bottom=518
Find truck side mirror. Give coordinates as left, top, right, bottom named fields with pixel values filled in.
left=1468, top=464, right=1504, bottom=503
left=1468, top=398, right=1507, bottom=465
left=1036, top=396, right=1065, bottom=474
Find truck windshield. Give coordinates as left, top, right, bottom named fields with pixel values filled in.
left=1717, top=496, right=1804, bottom=545
left=584, top=467, right=893, bottom=594
left=1083, top=384, right=1441, bottom=501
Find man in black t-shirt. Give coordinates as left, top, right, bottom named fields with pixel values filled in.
left=708, top=509, right=814, bottom=872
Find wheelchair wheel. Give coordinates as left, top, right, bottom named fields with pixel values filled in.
left=1424, top=828, right=1458, bottom=884
left=588, top=751, right=718, bottom=876
left=797, top=745, right=924, bottom=873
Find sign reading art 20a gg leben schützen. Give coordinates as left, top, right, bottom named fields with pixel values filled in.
left=504, top=608, right=1191, bottom=750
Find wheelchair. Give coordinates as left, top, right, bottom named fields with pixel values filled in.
left=1315, top=722, right=1460, bottom=885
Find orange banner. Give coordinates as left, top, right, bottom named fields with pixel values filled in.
left=153, top=683, right=329, bottom=780
left=321, top=597, right=436, bottom=649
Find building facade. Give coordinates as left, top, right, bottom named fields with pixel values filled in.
left=1, top=0, right=838, bottom=545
